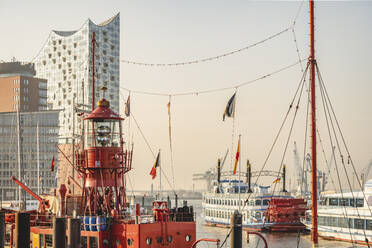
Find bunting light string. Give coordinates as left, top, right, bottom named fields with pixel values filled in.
left=121, top=27, right=292, bottom=67
left=120, top=58, right=306, bottom=97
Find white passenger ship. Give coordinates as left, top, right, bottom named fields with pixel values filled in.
left=202, top=179, right=292, bottom=230
left=304, top=179, right=372, bottom=245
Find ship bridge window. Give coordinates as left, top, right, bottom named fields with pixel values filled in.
left=354, top=218, right=364, bottom=229
left=366, top=220, right=372, bottom=230
left=255, top=199, right=262, bottom=206
left=328, top=217, right=337, bottom=227
left=86, top=119, right=121, bottom=147
left=338, top=217, right=351, bottom=228
left=263, top=199, right=270, bottom=206
left=329, top=198, right=338, bottom=206
left=339, top=198, right=348, bottom=206
left=356, top=198, right=364, bottom=207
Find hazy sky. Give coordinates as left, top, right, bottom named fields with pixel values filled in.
left=1, top=1, right=371, bottom=192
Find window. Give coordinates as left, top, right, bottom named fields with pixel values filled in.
left=356, top=198, right=364, bottom=207
left=328, top=217, right=337, bottom=227
left=339, top=198, right=348, bottom=206
left=366, top=220, right=372, bottom=230
left=329, top=198, right=338, bottom=206
left=255, top=199, right=262, bottom=206
left=354, top=218, right=364, bottom=229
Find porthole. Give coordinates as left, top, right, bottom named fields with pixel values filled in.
left=157, top=237, right=163, bottom=244
left=185, top=234, right=191, bottom=242
left=127, top=238, right=133, bottom=246
left=167, top=235, right=173, bottom=243
left=146, top=237, right=152, bottom=245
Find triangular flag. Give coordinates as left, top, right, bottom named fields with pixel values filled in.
left=223, top=93, right=236, bottom=121
left=51, top=156, right=55, bottom=172
left=150, top=152, right=160, bottom=179
left=233, top=138, right=240, bottom=175
left=273, top=178, right=281, bottom=184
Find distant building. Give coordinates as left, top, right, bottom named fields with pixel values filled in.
left=0, top=110, right=60, bottom=202
left=0, top=62, right=47, bottom=113
left=34, top=13, right=120, bottom=143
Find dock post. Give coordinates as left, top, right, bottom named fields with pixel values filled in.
left=15, top=212, right=30, bottom=248
left=53, top=217, right=66, bottom=248
left=0, top=211, right=4, bottom=248
left=230, top=210, right=242, bottom=248
left=68, top=218, right=81, bottom=248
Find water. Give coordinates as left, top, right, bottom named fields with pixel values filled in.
left=186, top=199, right=363, bottom=248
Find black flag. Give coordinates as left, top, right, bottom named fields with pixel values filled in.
left=223, top=93, right=236, bottom=121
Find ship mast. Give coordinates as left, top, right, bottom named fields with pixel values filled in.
left=309, top=0, right=318, bottom=244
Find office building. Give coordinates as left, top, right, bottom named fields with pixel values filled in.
left=0, top=110, right=60, bottom=202
left=0, top=62, right=47, bottom=113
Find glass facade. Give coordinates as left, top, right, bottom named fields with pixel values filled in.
left=34, top=14, right=120, bottom=143
left=0, top=110, right=60, bottom=201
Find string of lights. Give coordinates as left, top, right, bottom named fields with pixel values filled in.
left=120, top=58, right=306, bottom=97
left=120, top=27, right=291, bottom=67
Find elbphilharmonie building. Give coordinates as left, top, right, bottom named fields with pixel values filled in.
left=34, top=14, right=120, bottom=142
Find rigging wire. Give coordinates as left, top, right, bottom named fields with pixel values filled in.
left=300, top=76, right=310, bottom=195
left=317, top=65, right=357, bottom=246
left=317, top=63, right=372, bottom=217
left=317, top=65, right=371, bottom=247
left=120, top=59, right=305, bottom=97
left=167, top=96, right=176, bottom=189
left=124, top=97, right=177, bottom=196
left=220, top=62, right=310, bottom=248
left=121, top=27, right=291, bottom=67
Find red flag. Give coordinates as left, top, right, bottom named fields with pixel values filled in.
left=272, top=178, right=281, bottom=184
left=150, top=152, right=160, bottom=179
left=233, top=138, right=240, bottom=175
left=51, top=156, right=55, bottom=172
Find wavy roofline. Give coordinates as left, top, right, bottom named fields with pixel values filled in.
left=50, top=13, right=120, bottom=38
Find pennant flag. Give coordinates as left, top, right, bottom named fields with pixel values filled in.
left=223, top=93, right=236, bottom=121
left=150, top=152, right=160, bottom=179
left=125, top=95, right=130, bottom=117
left=273, top=178, right=281, bottom=184
left=51, top=156, right=55, bottom=172
left=233, top=138, right=240, bottom=175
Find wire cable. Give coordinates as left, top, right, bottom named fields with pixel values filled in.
left=121, top=27, right=291, bottom=67
left=121, top=59, right=305, bottom=97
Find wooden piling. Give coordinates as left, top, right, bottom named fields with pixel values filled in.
left=15, top=212, right=30, bottom=248
left=53, top=217, right=66, bottom=248
left=68, top=218, right=81, bottom=248
left=0, top=211, right=4, bottom=248
left=230, top=211, right=242, bottom=248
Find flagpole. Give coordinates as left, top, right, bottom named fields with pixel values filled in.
left=238, top=134, right=241, bottom=212
left=37, top=122, right=40, bottom=196
left=159, top=149, right=162, bottom=200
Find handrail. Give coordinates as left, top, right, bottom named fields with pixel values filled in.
left=191, top=238, right=220, bottom=248
left=246, top=231, right=268, bottom=248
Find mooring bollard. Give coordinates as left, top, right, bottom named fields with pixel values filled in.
left=0, top=211, right=4, bottom=248
left=68, top=218, right=81, bottom=248
left=15, top=212, right=30, bottom=248
left=53, top=217, right=66, bottom=248
left=230, top=210, right=242, bottom=248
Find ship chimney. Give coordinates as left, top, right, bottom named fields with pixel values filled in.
left=282, top=164, right=287, bottom=193
left=247, top=160, right=252, bottom=193
left=217, top=159, right=221, bottom=193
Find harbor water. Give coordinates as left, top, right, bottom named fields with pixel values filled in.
left=188, top=199, right=364, bottom=248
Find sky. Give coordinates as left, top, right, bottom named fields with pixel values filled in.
left=1, top=1, right=372, bottom=192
